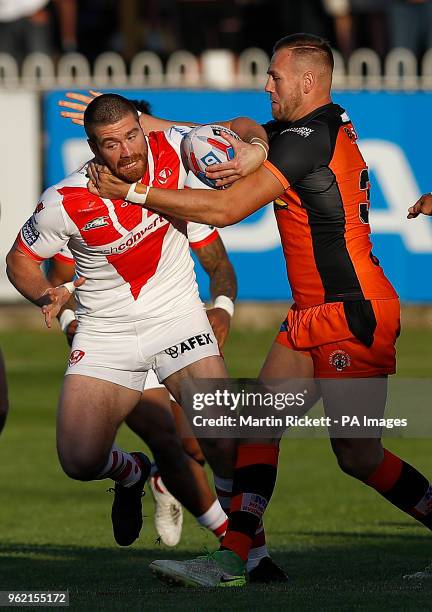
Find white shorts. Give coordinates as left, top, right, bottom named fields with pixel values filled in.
left=65, top=307, right=219, bottom=391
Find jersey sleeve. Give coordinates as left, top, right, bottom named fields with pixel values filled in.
left=53, top=243, right=74, bottom=265
left=187, top=222, right=219, bottom=250
left=17, top=187, right=71, bottom=263
left=165, top=125, right=193, bottom=150
left=264, top=120, right=332, bottom=187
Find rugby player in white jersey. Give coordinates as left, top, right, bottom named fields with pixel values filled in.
left=6, top=93, right=267, bottom=552
left=54, top=94, right=283, bottom=581
left=48, top=221, right=236, bottom=548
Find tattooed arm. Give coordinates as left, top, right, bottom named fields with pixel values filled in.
left=194, top=234, right=237, bottom=348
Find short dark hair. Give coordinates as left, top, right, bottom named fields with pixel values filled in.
left=131, top=99, right=152, bottom=115
left=84, top=93, right=139, bottom=140
left=273, top=33, right=334, bottom=72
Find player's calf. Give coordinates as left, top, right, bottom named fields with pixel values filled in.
left=330, top=438, right=384, bottom=480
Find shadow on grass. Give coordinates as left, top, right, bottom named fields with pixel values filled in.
left=1, top=537, right=432, bottom=611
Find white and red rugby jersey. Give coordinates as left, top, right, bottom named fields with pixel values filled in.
left=53, top=222, right=219, bottom=264
left=18, top=126, right=212, bottom=322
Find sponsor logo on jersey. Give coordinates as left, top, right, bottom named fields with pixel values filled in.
left=69, top=349, right=85, bottom=366
left=21, top=218, right=40, bottom=246
left=83, top=216, right=110, bottom=231
left=157, top=167, right=173, bottom=184
left=164, top=333, right=214, bottom=358
left=34, top=202, right=44, bottom=214
left=329, top=349, right=351, bottom=372
left=100, top=215, right=167, bottom=254
left=281, top=127, right=314, bottom=138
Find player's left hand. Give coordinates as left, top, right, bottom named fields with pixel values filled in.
left=58, top=90, right=102, bottom=126
left=87, top=162, right=130, bottom=200
left=207, top=307, right=231, bottom=348
left=41, top=277, right=86, bottom=329
left=407, top=193, right=432, bottom=218
left=205, top=133, right=267, bottom=188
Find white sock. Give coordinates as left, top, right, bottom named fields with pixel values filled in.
left=246, top=523, right=269, bottom=572
left=96, top=445, right=142, bottom=488
left=196, top=499, right=228, bottom=538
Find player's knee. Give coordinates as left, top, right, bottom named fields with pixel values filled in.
left=58, top=448, right=104, bottom=481
left=332, top=441, right=382, bottom=480
left=182, top=437, right=206, bottom=465
left=199, top=438, right=236, bottom=476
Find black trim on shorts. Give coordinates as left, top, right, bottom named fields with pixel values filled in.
left=343, top=300, right=377, bottom=348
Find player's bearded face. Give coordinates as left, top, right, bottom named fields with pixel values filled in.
left=273, top=81, right=302, bottom=122
left=94, top=115, right=148, bottom=183
left=114, top=150, right=147, bottom=183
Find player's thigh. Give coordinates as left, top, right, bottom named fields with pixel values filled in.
left=58, top=374, right=141, bottom=453
left=260, top=341, right=320, bottom=413
left=126, top=387, right=172, bottom=440
left=163, top=356, right=235, bottom=475
left=170, top=399, right=205, bottom=463
left=128, top=389, right=188, bottom=458
left=260, top=341, right=314, bottom=379
left=163, top=354, right=228, bottom=402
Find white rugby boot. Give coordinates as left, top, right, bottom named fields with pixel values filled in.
left=150, top=473, right=183, bottom=547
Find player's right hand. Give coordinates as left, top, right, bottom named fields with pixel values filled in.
left=407, top=193, right=432, bottom=218
left=58, top=90, right=102, bottom=126
left=205, top=133, right=267, bottom=188
left=41, top=277, right=86, bottom=328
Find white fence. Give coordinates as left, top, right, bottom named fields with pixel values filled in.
left=1, top=47, right=432, bottom=90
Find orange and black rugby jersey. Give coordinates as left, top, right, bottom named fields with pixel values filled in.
left=263, top=103, right=397, bottom=309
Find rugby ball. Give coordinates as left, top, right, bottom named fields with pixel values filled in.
left=181, top=124, right=239, bottom=188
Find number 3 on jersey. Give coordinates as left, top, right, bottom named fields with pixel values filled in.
left=359, top=168, right=371, bottom=225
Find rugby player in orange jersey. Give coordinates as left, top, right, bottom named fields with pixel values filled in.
left=86, top=33, right=432, bottom=586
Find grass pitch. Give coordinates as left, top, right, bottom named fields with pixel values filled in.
left=1, top=325, right=432, bottom=610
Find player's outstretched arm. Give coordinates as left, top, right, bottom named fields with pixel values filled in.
left=58, top=90, right=194, bottom=133
left=6, top=243, right=58, bottom=307
left=407, top=193, right=432, bottom=218
left=59, top=92, right=267, bottom=182
left=87, top=161, right=285, bottom=227
left=195, top=236, right=237, bottom=348
left=6, top=243, right=84, bottom=328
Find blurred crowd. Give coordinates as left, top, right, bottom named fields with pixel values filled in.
left=1, top=0, right=432, bottom=66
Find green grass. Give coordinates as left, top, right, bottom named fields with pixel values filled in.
left=1, top=327, right=432, bottom=610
